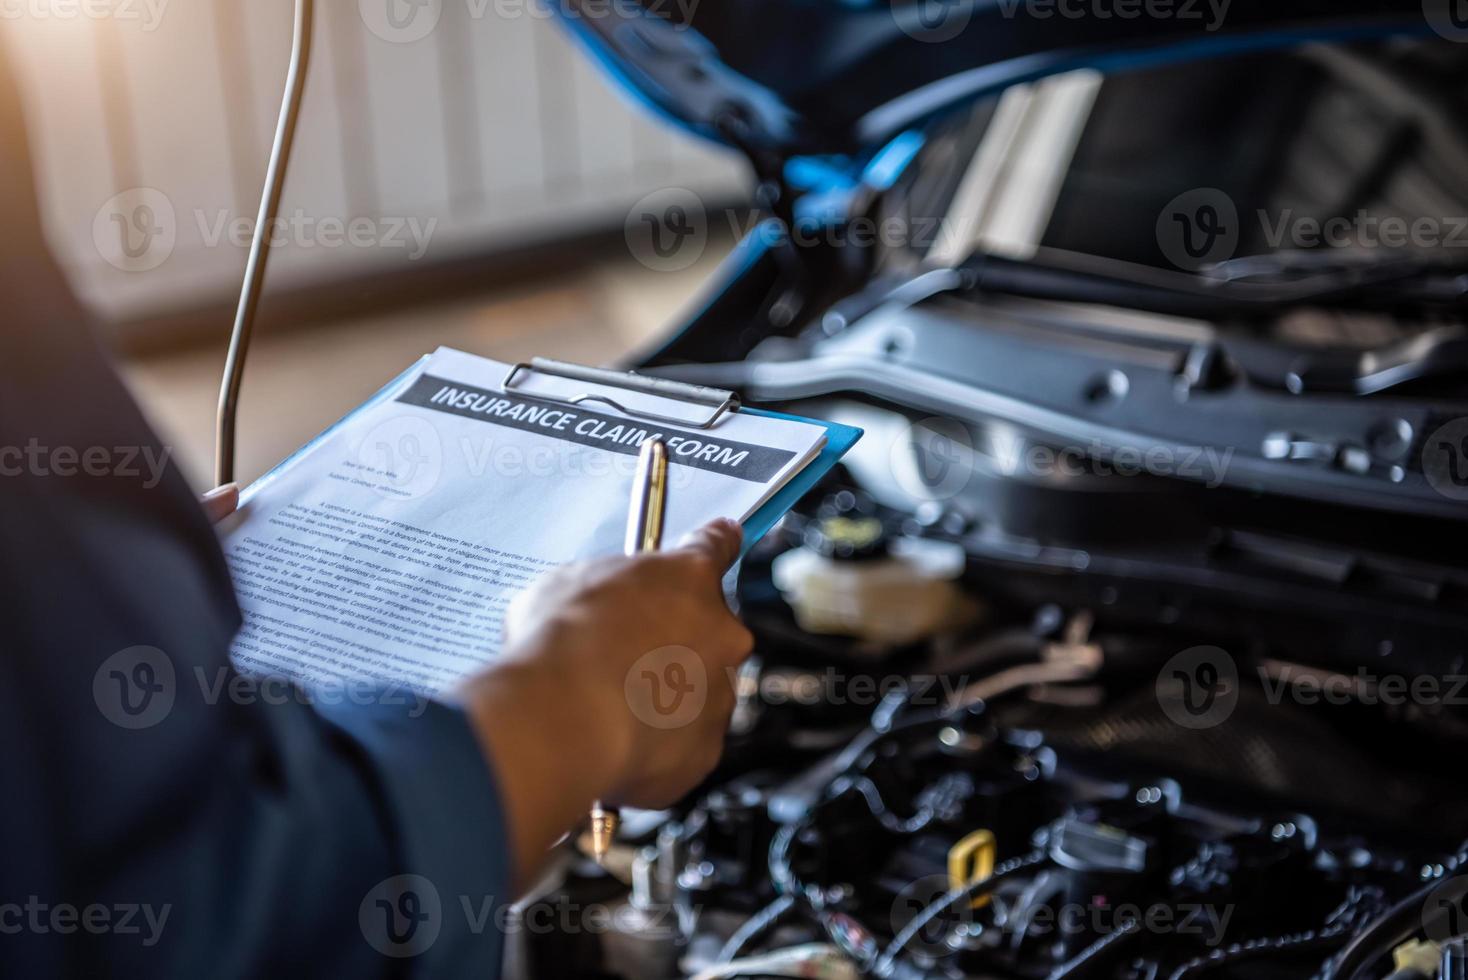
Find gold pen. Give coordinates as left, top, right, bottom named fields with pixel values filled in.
left=590, top=437, right=669, bottom=865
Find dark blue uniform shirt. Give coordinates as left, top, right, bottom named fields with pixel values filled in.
left=0, top=45, right=509, bottom=978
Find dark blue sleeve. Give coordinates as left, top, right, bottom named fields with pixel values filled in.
left=318, top=697, right=513, bottom=973
left=0, top=567, right=514, bottom=978
left=0, top=510, right=513, bottom=978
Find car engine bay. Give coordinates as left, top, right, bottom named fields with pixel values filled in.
left=500, top=30, right=1468, bottom=980
left=501, top=459, right=1468, bottom=980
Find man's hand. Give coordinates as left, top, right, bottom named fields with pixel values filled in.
left=502, top=517, right=752, bottom=808
left=456, top=519, right=753, bottom=889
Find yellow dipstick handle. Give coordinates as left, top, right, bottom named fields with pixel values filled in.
left=948, top=829, right=997, bottom=909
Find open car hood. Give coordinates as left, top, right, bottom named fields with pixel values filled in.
left=557, top=0, right=1442, bottom=160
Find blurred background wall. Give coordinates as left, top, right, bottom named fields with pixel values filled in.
left=0, top=1, right=750, bottom=486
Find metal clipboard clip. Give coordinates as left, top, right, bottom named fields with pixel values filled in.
left=502, top=358, right=741, bottom=430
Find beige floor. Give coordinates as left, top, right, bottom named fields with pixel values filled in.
left=121, top=248, right=729, bottom=491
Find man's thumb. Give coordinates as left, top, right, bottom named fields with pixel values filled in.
left=675, top=518, right=743, bottom=572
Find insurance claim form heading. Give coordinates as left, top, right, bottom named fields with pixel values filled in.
left=218, top=347, right=828, bottom=695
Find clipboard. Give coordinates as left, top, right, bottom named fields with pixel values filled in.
left=239, top=356, right=862, bottom=560
left=503, top=358, right=862, bottom=558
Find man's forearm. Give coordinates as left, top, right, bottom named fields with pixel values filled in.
left=456, top=650, right=629, bottom=894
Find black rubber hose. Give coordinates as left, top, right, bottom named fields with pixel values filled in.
left=873, top=851, right=1049, bottom=978
left=1047, top=919, right=1144, bottom=980
left=1323, top=875, right=1464, bottom=980
left=716, top=893, right=798, bottom=965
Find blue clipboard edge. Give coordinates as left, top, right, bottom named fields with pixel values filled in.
left=737, top=408, right=862, bottom=559
left=236, top=357, right=864, bottom=560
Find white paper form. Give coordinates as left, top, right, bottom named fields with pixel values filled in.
left=219, top=347, right=827, bottom=694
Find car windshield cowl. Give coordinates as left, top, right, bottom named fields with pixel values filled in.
left=953, top=248, right=1468, bottom=319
